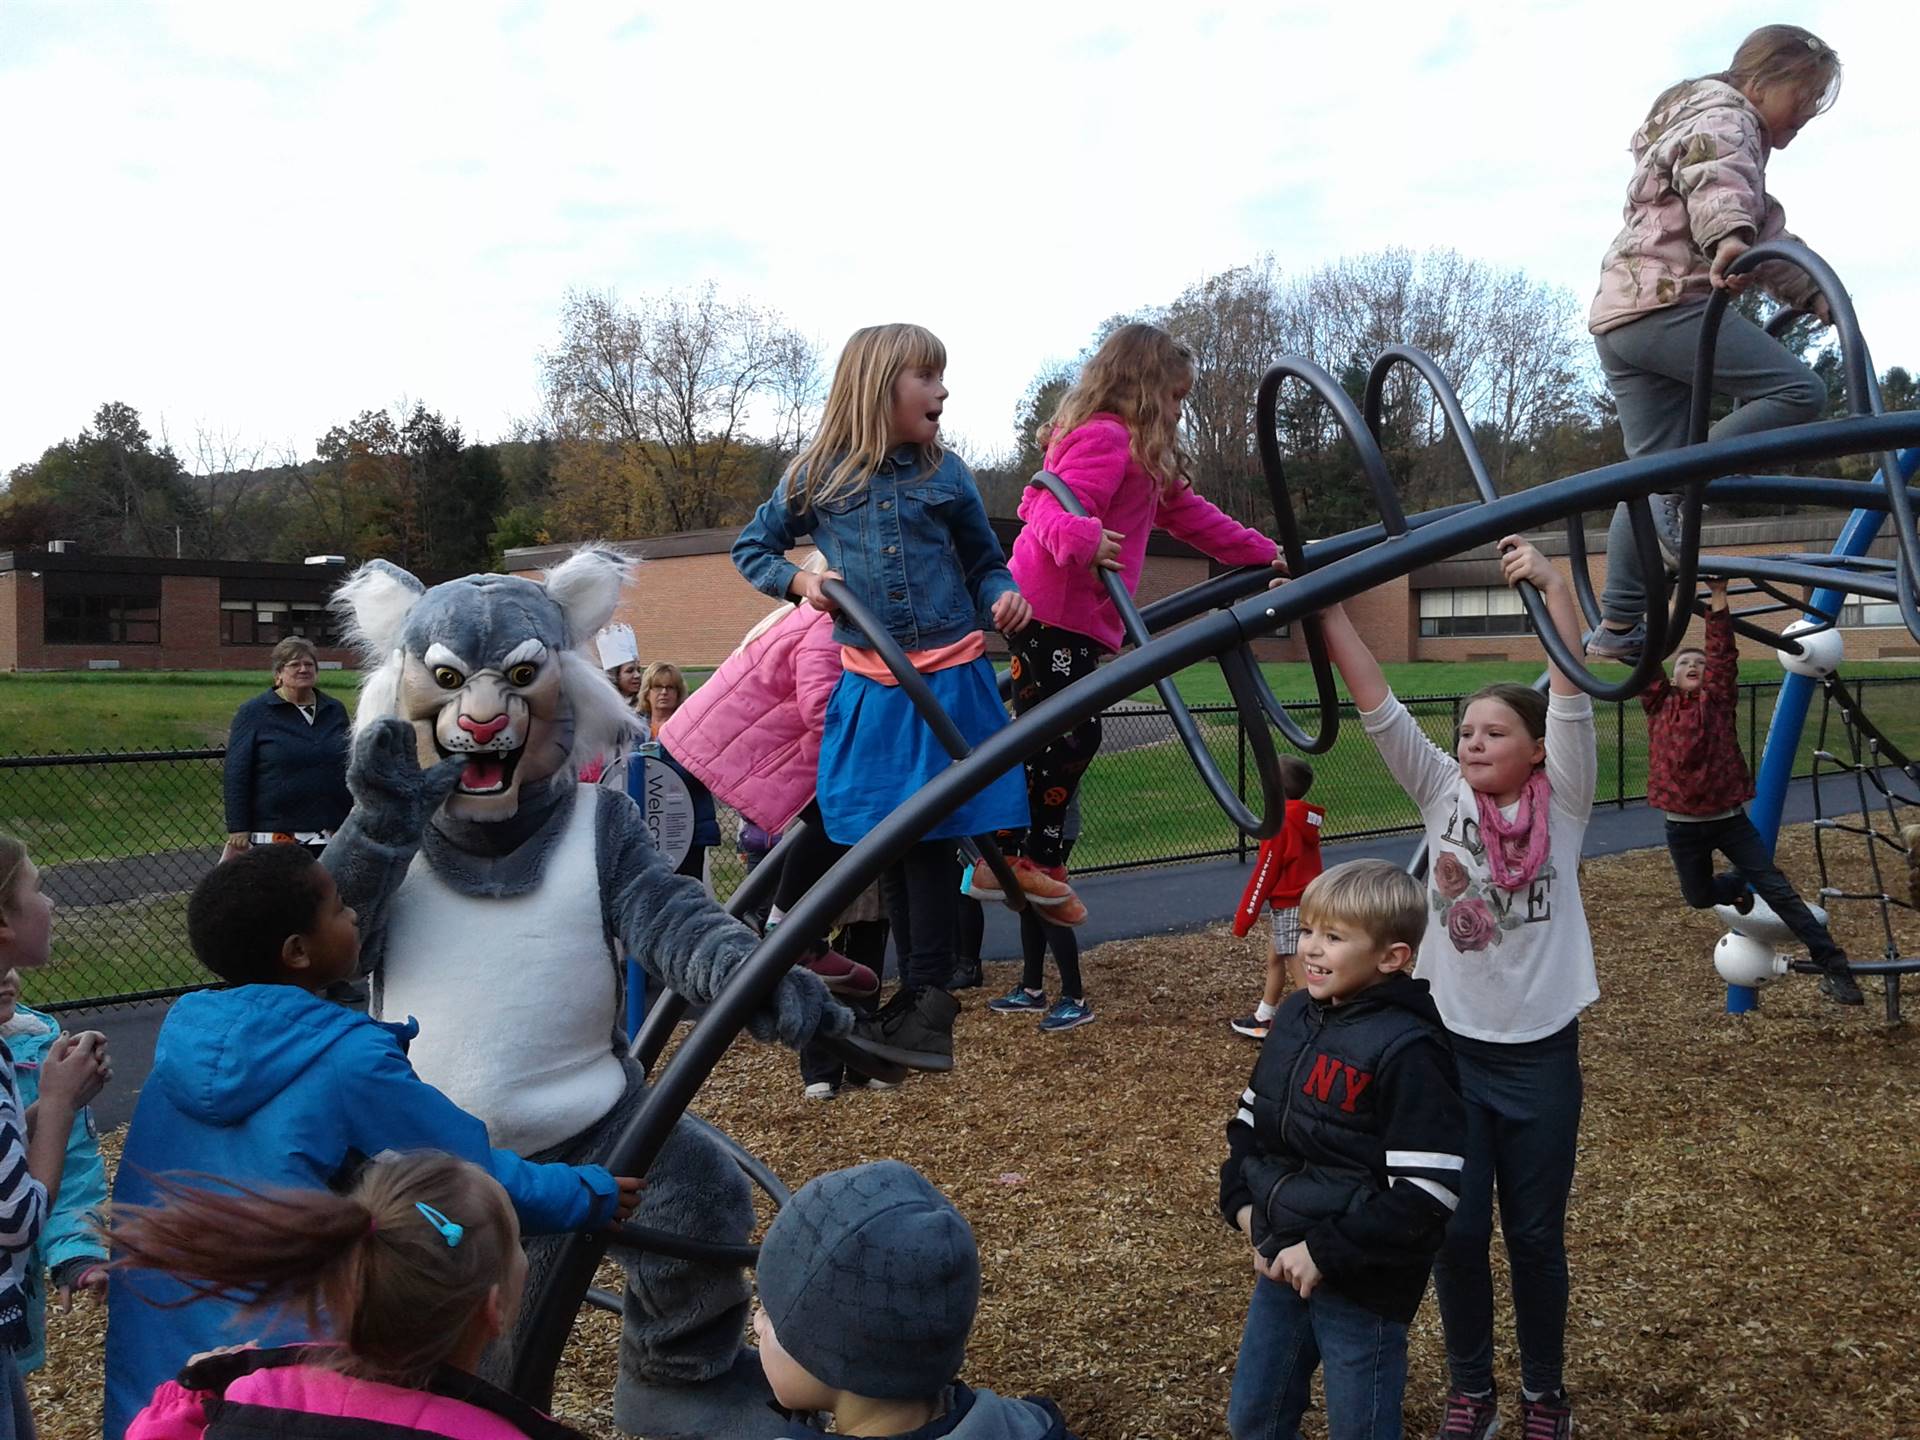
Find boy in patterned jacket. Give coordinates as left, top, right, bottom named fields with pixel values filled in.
left=1229, top=757, right=1324, bottom=1039
left=1646, top=578, right=1861, bottom=1004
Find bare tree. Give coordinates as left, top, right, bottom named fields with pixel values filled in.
left=541, top=284, right=821, bottom=536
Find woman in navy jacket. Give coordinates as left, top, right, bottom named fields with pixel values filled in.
left=221, top=636, right=352, bottom=861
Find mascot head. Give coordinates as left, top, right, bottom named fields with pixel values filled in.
left=332, top=549, right=642, bottom=821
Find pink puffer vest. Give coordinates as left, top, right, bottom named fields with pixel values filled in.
left=657, top=603, right=841, bottom=834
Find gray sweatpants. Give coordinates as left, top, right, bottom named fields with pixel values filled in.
left=1595, top=300, right=1824, bottom=625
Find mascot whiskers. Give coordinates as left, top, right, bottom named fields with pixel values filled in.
left=326, top=549, right=848, bottom=1439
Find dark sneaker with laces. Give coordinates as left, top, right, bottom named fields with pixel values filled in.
left=1520, top=1389, right=1572, bottom=1439
left=1650, top=491, right=1685, bottom=568
left=989, top=985, right=1047, bottom=1014
left=1435, top=1388, right=1500, bottom=1439
left=950, top=958, right=985, bottom=990
left=1229, top=1013, right=1271, bottom=1041
left=848, top=986, right=958, bottom=1071
left=1039, top=996, right=1094, bottom=1032
left=1820, top=956, right=1865, bottom=1006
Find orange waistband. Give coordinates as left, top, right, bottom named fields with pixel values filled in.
left=840, top=632, right=985, bottom=685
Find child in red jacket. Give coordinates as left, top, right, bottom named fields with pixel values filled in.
left=1646, top=578, right=1861, bottom=1005
left=1229, top=758, right=1324, bottom=1039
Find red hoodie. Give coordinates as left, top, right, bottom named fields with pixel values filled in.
left=1642, top=605, right=1754, bottom=817
left=1233, top=799, right=1326, bottom=936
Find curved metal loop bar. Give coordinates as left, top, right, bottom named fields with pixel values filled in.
left=510, top=400, right=1920, bottom=1409
left=1692, top=239, right=1920, bottom=643
left=1025, top=471, right=1286, bottom=836
left=630, top=820, right=802, bottom=1075
left=815, top=578, right=1028, bottom=910
left=602, top=1222, right=761, bottom=1268
left=1356, top=344, right=1666, bottom=699
left=680, top=1111, right=793, bottom=1209
left=1363, top=347, right=1497, bottom=505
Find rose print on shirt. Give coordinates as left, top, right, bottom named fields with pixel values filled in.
left=1430, top=835, right=1554, bottom=951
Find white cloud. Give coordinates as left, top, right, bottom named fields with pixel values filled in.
left=1, top=0, right=1912, bottom=485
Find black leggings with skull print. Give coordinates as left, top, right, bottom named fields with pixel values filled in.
left=1008, top=621, right=1105, bottom=868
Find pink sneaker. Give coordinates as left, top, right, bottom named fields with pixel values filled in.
left=803, top=949, right=879, bottom=998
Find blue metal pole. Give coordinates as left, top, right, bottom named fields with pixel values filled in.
left=1735, top=446, right=1920, bottom=1012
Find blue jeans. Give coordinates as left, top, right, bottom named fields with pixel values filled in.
left=1432, top=1019, right=1583, bottom=1398
left=1228, top=1277, right=1409, bottom=1440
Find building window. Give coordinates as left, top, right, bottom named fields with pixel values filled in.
left=1418, top=586, right=1531, bottom=638
left=44, top=593, right=161, bottom=645
left=220, top=599, right=341, bottom=647
left=1839, top=594, right=1902, bottom=628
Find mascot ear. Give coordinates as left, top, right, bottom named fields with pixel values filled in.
left=331, top=559, right=427, bottom=662
left=545, top=547, right=634, bottom=646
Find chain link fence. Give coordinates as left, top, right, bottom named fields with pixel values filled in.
left=10, top=678, right=1917, bottom=1014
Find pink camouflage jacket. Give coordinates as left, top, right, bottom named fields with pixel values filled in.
left=1589, top=78, right=1823, bottom=335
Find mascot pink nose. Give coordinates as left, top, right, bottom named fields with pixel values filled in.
left=457, top=713, right=511, bottom=745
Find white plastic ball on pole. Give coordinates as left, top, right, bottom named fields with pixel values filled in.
left=1714, top=931, right=1788, bottom=988
left=1778, top=619, right=1844, bottom=679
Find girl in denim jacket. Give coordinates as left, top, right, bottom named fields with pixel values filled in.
left=733, top=323, right=1032, bottom=1068
left=1586, top=25, right=1842, bottom=662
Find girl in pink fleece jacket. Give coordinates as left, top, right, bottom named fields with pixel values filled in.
left=978, top=323, right=1282, bottom=922
left=116, top=1152, right=588, bottom=1440
left=1586, top=25, right=1842, bottom=663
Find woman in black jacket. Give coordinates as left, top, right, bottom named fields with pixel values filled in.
left=221, top=637, right=352, bottom=863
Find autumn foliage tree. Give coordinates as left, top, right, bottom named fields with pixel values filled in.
left=540, top=284, right=819, bottom=537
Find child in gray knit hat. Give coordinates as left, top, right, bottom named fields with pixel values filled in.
left=753, top=1160, right=1080, bottom=1439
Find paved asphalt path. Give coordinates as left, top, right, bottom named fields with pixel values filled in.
left=69, top=777, right=1867, bottom=1133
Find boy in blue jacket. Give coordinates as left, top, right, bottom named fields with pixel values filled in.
left=0, top=968, right=108, bottom=1376
left=1218, top=860, right=1466, bottom=1440
left=103, top=845, right=643, bottom=1440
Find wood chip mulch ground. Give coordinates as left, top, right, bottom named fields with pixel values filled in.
left=30, top=827, right=1920, bottom=1439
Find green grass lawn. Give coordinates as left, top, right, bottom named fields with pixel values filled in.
left=13, top=664, right=1920, bottom=1009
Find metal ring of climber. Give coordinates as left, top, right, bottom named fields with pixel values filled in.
left=1695, top=238, right=1920, bottom=645
left=1265, top=348, right=1670, bottom=702
left=1024, top=470, right=1293, bottom=840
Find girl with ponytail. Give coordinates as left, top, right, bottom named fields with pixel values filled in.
left=114, top=1152, right=584, bottom=1440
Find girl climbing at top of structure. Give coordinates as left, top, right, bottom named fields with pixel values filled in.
left=1587, top=24, right=1842, bottom=663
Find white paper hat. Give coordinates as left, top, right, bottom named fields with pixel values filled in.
left=595, top=623, right=639, bottom=670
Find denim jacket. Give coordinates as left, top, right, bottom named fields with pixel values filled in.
left=732, top=447, right=1017, bottom=650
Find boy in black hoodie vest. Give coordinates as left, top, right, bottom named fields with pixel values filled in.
left=1219, top=860, right=1465, bottom=1440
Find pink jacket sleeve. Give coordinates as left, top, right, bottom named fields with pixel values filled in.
left=126, top=1382, right=214, bottom=1440
left=1154, top=482, right=1279, bottom=567
left=1671, top=101, right=1769, bottom=255
left=1017, top=419, right=1129, bottom=569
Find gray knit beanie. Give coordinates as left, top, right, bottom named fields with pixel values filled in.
left=756, top=1160, right=980, bottom=1400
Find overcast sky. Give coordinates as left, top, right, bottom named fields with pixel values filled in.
left=1, top=1, right=1911, bottom=480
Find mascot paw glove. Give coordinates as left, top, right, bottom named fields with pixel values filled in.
left=746, top=970, right=853, bottom=1050
left=349, top=718, right=469, bottom=847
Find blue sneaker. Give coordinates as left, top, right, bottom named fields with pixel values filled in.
left=988, top=985, right=1047, bottom=1015
left=1039, top=996, right=1094, bottom=1032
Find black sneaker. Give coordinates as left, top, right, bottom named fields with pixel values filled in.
left=1819, top=956, right=1865, bottom=1007
left=950, top=959, right=985, bottom=990
left=1434, top=1387, right=1500, bottom=1439
left=848, top=986, right=958, bottom=1072
left=1519, top=1389, right=1572, bottom=1440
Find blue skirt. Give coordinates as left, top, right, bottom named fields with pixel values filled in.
left=817, top=658, right=1031, bottom=845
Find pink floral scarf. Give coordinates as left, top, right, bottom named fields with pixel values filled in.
left=1475, top=769, right=1552, bottom=890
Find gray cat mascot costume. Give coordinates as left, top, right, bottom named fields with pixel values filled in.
left=324, top=549, right=848, bottom=1439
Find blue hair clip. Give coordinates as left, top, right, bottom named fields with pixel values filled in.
left=413, top=1202, right=464, bottom=1248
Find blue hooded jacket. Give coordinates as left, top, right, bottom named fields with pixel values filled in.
left=103, top=985, right=618, bottom=1440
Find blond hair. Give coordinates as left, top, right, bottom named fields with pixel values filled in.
left=1040, top=323, right=1194, bottom=495
left=1300, top=860, right=1427, bottom=955
left=641, top=661, right=686, bottom=707
left=785, top=324, right=947, bottom=509
left=0, top=833, right=26, bottom=923
left=1653, top=24, right=1841, bottom=121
